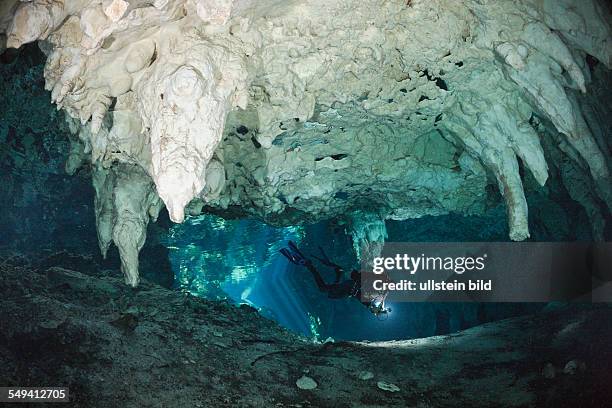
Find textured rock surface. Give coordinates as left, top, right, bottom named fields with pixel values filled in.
left=1, top=256, right=611, bottom=407
left=0, top=45, right=98, bottom=252
left=2, top=0, right=611, bottom=284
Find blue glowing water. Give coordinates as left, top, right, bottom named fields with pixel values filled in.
left=161, top=212, right=542, bottom=341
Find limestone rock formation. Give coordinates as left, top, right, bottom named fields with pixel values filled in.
left=2, top=0, right=611, bottom=285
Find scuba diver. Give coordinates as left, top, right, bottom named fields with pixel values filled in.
left=280, top=241, right=390, bottom=316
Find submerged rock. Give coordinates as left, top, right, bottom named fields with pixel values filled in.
left=377, top=381, right=400, bottom=393
left=296, top=375, right=318, bottom=390
left=563, top=359, right=586, bottom=375
left=358, top=371, right=374, bottom=381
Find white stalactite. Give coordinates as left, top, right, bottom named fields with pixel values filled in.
left=93, top=164, right=162, bottom=286
left=2, top=0, right=611, bottom=284
left=445, top=99, right=534, bottom=241
left=349, top=212, right=388, bottom=266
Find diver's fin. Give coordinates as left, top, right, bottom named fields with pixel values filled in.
left=287, top=240, right=306, bottom=258
left=280, top=248, right=297, bottom=263
left=280, top=246, right=307, bottom=265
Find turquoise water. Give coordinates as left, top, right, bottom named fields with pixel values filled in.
left=161, top=213, right=542, bottom=341
left=161, top=214, right=321, bottom=335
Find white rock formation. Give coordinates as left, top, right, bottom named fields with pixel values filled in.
left=349, top=211, right=388, bottom=266
left=2, top=0, right=611, bottom=284
left=295, top=375, right=318, bottom=390
left=93, top=163, right=163, bottom=286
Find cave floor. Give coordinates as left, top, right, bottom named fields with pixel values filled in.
left=0, top=253, right=610, bottom=408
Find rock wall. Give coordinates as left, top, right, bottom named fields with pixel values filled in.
left=0, top=44, right=97, bottom=253
left=1, top=0, right=611, bottom=284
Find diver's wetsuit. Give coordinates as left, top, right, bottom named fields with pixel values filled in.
left=303, top=261, right=380, bottom=312
left=280, top=241, right=384, bottom=313
left=303, top=260, right=359, bottom=299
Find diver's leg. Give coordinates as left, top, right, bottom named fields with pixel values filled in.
left=305, top=263, right=331, bottom=292
left=333, top=267, right=343, bottom=283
